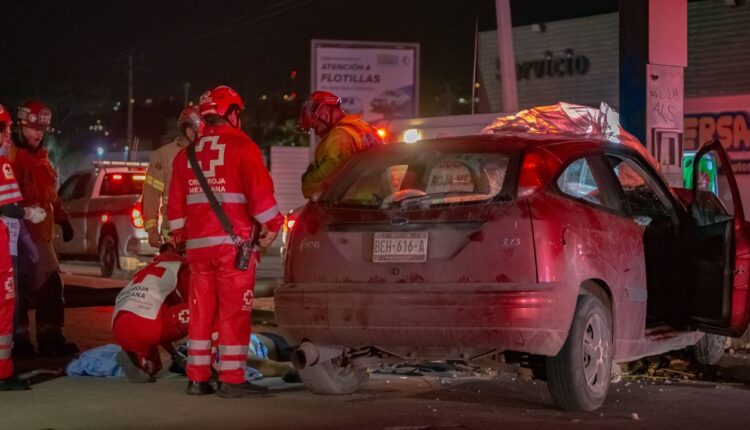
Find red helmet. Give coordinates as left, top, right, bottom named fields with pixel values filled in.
left=177, top=106, right=204, bottom=134
left=298, top=91, right=342, bottom=132
left=199, top=85, right=244, bottom=118
left=0, top=104, right=11, bottom=128
left=17, top=100, right=52, bottom=131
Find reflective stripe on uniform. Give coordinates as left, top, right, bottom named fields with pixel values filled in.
left=145, top=175, right=165, bottom=192
left=186, top=193, right=247, bottom=205
left=189, top=339, right=212, bottom=349
left=186, top=235, right=234, bottom=250
left=0, top=348, right=11, bottom=359
left=254, top=205, right=280, bottom=223
left=169, top=217, right=185, bottom=230
left=0, top=183, right=20, bottom=193
left=144, top=219, right=158, bottom=230
left=187, top=355, right=213, bottom=366
left=0, top=334, right=12, bottom=345
left=0, top=191, right=23, bottom=204
left=218, top=345, right=249, bottom=356
left=216, top=360, right=243, bottom=371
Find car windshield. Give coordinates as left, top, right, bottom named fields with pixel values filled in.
left=101, top=172, right=146, bottom=196
left=329, top=148, right=514, bottom=209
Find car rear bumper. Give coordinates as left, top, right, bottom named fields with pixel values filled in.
left=274, top=282, right=578, bottom=357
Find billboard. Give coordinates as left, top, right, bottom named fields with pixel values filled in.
left=311, top=39, right=419, bottom=121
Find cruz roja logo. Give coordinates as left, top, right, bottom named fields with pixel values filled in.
left=190, top=135, right=226, bottom=178
left=178, top=309, right=190, bottom=324
left=4, top=276, right=14, bottom=300
left=242, top=290, right=253, bottom=311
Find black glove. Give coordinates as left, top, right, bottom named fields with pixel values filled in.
left=61, top=220, right=74, bottom=242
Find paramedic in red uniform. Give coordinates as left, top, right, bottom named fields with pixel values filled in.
left=9, top=100, right=77, bottom=357
left=112, top=246, right=189, bottom=382
left=167, top=85, right=282, bottom=398
left=0, top=104, right=47, bottom=390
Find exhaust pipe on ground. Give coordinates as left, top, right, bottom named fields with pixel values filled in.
left=292, top=342, right=320, bottom=369
left=292, top=342, right=344, bottom=369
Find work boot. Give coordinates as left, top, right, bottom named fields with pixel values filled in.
left=115, top=351, right=153, bottom=383
left=186, top=380, right=215, bottom=396
left=215, top=381, right=269, bottom=398
left=0, top=377, right=31, bottom=391
left=12, top=337, right=36, bottom=358
left=168, top=353, right=187, bottom=375
left=37, top=332, right=79, bottom=357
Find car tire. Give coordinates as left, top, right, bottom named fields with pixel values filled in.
left=545, top=295, right=613, bottom=412
left=98, top=235, right=122, bottom=278
left=298, top=357, right=368, bottom=395
left=693, top=333, right=726, bottom=366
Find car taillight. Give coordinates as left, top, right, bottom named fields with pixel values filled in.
left=517, top=148, right=560, bottom=198
left=131, top=201, right=144, bottom=228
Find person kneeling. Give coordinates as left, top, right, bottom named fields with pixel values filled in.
left=112, top=245, right=188, bottom=382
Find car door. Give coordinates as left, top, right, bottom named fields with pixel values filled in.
left=685, top=140, right=750, bottom=337
left=54, top=173, right=92, bottom=255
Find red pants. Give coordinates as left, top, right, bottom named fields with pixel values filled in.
left=112, top=303, right=189, bottom=376
left=187, top=251, right=254, bottom=384
left=0, top=269, right=14, bottom=379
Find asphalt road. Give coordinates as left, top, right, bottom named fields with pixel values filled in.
left=2, top=366, right=750, bottom=430
left=7, top=257, right=742, bottom=429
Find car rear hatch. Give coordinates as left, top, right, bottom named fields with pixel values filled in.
left=285, top=138, right=537, bottom=285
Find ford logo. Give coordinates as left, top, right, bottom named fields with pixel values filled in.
left=391, top=217, right=409, bottom=226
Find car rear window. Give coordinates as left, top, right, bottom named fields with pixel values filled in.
left=329, top=147, right=515, bottom=209
left=101, top=172, right=146, bottom=196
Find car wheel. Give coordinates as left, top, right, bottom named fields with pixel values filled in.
left=545, top=295, right=613, bottom=412
left=298, top=357, right=368, bottom=395
left=98, top=235, right=119, bottom=278
left=693, top=333, right=726, bottom=366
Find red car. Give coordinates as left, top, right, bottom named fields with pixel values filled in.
left=275, top=135, right=750, bottom=411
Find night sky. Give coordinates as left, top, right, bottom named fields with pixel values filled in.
left=0, top=1, right=620, bottom=105
left=0, top=0, right=618, bottom=149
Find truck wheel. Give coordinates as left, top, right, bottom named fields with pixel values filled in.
left=693, top=333, right=726, bottom=366
left=98, top=235, right=119, bottom=278
left=546, top=295, right=613, bottom=412
left=299, top=357, right=368, bottom=395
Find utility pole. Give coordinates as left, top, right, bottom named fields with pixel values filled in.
left=127, top=48, right=134, bottom=152
left=471, top=14, right=479, bottom=115
left=183, top=82, right=191, bottom=106
left=495, top=0, right=518, bottom=113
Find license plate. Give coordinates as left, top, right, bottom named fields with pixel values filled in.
left=372, top=232, right=428, bottom=263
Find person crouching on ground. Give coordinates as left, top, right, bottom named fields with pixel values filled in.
left=112, top=244, right=189, bottom=382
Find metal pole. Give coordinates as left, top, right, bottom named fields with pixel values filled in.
left=127, top=48, right=134, bottom=151
left=183, top=82, right=191, bottom=106
left=471, top=14, right=479, bottom=115
left=495, top=0, right=518, bottom=112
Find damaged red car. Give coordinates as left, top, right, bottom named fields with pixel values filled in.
left=275, top=134, right=750, bottom=411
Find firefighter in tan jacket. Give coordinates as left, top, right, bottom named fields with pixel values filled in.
left=143, top=107, right=203, bottom=248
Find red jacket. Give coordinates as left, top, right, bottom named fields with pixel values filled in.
left=8, top=141, right=69, bottom=242
left=167, top=125, right=282, bottom=262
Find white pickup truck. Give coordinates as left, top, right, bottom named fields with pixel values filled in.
left=53, top=161, right=156, bottom=277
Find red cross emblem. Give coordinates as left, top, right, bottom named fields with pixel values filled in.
left=243, top=290, right=253, bottom=307
left=178, top=309, right=190, bottom=324
left=132, top=264, right=167, bottom=284
left=191, top=135, right=226, bottom=178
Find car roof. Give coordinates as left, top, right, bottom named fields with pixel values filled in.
left=389, top=134, right=609, bottom=157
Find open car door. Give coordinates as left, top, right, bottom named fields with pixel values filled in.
left=686, top=140, right=750, bottom=337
